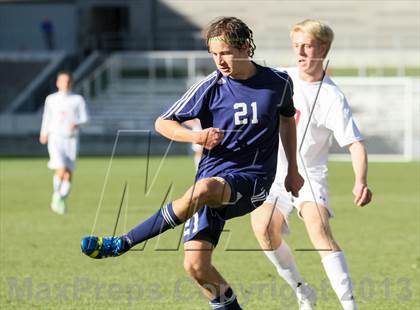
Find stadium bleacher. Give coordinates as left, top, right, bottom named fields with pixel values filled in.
left=86, top=78, right=185, bottom=134
left=0, top=60, right=47, bottom=112
left=159, top=0, right=419, bottom=50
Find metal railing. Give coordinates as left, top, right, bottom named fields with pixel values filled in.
left=74, top=55, right=115, bottom=102
left=75, top=50, right=419, bottom=103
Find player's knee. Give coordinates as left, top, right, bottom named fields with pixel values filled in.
left=253, top=220, right=280, bottom=247
left=188, top=180, right=210, bottom=205
left=252, top=219, right=269, bottom=238
left=190, top=178, right=221, bottom=205
left=183, top=258, right=210, bottom=279
left=265, top=220, right=280, bottom=240
left=55, top=169, right=66, bottom=178
left=63, top=171, right=72, bottom=181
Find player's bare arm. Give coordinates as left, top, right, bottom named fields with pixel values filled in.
left=279, top=115, right=304, bottom=197
left=182, top=119, right=199, bottom=129
left=348, top=140, right=372, bottom=207
left=155, top=117, right=223, bottom=150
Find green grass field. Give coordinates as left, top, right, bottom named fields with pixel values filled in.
left=1, top=157, right=419, bottom=309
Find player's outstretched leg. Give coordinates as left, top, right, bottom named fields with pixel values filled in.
left=81, top=178, right=231, bottom=259
left=81, top=202, right=180, bottom=259
left=301, top=202, right=358, bottom=310
left=251, top=203, right=316, bottom=309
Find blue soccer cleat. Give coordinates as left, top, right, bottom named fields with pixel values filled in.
left=81, top=236, right=127, bottom=259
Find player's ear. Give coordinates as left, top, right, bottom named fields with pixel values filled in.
left=240, top=42, right=251, bottom=56
left=320, top=44, right=328, bottom=58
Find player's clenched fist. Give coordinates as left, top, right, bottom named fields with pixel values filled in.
left=197, top=128, right=224, bottom=150
left=353, top=183, right=372, bottom=207
left=284, top=169, right=304, bottom=197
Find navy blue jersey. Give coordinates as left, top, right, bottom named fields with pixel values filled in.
left=161, top=63, right=295, bottom=180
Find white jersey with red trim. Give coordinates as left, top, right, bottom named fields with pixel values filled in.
left=275, top=67, right=363, bottom=178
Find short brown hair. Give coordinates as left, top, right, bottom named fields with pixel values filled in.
left=205, top=17, right=256, bottom=57
left=57, top=70, right=73, bottom=81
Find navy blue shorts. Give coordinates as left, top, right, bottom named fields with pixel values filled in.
left=183, top=172, right=274, bottom=246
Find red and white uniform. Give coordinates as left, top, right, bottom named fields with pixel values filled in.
left=40, top=91, right=88, bottom=171
left=267, top=67, right=363, bottom=229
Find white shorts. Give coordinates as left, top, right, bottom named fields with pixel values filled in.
left=47, top=135, right=78, bottom=171
left=266, top=174, right=332, bottom=234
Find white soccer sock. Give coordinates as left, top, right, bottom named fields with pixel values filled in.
left=264, top=241, right=304, bottom=292
left=53, top=175, right=62, bottom=193
left=322, top=251, right=358, bottom=310
left=59, top=180, right=71, bottom=198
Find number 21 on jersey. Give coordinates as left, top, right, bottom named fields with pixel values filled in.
left=233, top=102, right=258, bottom=125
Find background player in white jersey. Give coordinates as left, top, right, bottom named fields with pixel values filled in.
left=251, top=19, right=372, bottom=310
left=39, top=71, right=89, bottom=214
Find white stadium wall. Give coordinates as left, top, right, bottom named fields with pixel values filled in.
left=330, top=77, right=420, bottom=161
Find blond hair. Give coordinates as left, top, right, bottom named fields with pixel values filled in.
left=290, top=19, right=334, bottom=56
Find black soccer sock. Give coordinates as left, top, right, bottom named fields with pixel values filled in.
left=209, top=287, right=242, bottom=310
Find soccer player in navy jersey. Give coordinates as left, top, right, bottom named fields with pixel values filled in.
left=81, top=17, right=303, bottom=309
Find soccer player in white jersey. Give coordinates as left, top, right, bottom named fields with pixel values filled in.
left=39, top=71, right=89, bottom=214
left=251, top=19, right=372, bottom=310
